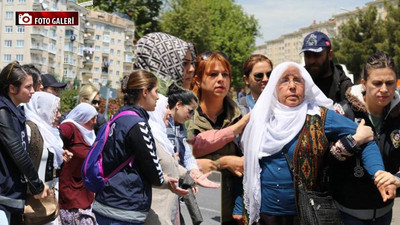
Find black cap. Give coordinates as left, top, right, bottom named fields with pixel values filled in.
left=41, top=74, right=67, bottom=88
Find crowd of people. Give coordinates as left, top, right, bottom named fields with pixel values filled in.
left=0, top=30, right=399, bottom=225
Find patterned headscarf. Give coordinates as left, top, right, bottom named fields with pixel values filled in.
left=135, top=32, right=195, bottom=85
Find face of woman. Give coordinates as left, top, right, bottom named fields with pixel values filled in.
left=244, top=61, right=272, bottom=100
left=52, top=103, right=61, bottom=127
left=10, top=75, right=35, bottom=106
left=199, top=61, right=230, bottom=99
left=182, top=50, right=195, bottom=89
left=362, top=67, right=397, bottom=111
left=276, top=66, right=305, bottom=107
left=142, top=85, right=159, bottom=111
left=173, top=100, right=197, bottom=124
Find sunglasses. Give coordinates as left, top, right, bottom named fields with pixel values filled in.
left=92, top=100, right=100, bottom=105
left=200, top=51, right=229, bottom=61
left=253, top=71, right=272, bottom=81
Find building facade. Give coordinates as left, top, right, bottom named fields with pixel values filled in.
left=256, top=0, right=397, bottom=66
left=0, top=0, right=135, bottom=89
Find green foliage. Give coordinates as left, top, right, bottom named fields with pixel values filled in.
left=333, top=1, right=400, bottom=82
left=160, top=0, right=260, bottom=86
left=94, top=0, right=163, bottom=38
left=60, top=89, right=79, bottom=114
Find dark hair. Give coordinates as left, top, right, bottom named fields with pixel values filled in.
left=22, top=64, right=41, bottom=89
left=167, top=83, right=198, bottom=109
left=362, top=51, right=397, bottom=80
left=192, top=52, right=231, bottom=100
left=121, top=70, right=158, bottom=105
left=243, top=54, right=273, bottom=77
left=0, top=61, right=30, bottom=96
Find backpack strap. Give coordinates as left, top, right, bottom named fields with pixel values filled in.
left=26, top=121, right=44, bottom=171
left=101, top=110, right=139, bottom=181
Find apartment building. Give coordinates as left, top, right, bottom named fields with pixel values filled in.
left=0, top=0, right=135, bottom=89
left=256, top=0, right=397, bottom=66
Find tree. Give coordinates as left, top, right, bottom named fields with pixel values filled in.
left=94, top=0, right=163, bottom=38
left=333, top=5, right=385, bottom=82
left=379, top=1, right=400, bottom=74
left=160, top=0, right=260, bottom=86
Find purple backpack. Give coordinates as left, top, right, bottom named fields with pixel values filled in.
left=82, top=111, right=139, bottom=193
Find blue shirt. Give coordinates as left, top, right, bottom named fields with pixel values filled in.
left=260, top=109, right=384, bottom=215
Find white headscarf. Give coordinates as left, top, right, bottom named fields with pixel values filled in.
left=25, top=92, right=64, bottom=168
left=148, top=94, right=175, bottom=155
left=61, top=103, right=98, bottom=145
left=241, top=62, right=333, bottom=224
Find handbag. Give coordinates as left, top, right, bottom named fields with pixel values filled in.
left=23, top=187, right=59, bottom=225
left=23, top=121, right=60, bottom=225
left=283, top=150, right=343, bottom=225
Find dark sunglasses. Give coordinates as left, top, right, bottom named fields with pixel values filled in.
left=92, top=100, right=100, bottom=105
left=253, top=71, right=272, bottom=81
left=188, top=108, right=195, bottom=116
left=201, top=51, right=229, bottom=61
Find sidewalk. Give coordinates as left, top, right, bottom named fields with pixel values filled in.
left=392, top=197, right=400, bottom=224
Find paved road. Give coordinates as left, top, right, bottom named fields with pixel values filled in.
left=181, top=172, right=400, bottom=225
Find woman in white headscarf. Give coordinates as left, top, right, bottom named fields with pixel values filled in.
left=24, top=91, right=68, bottom=225
left=241, top=62, right=391, bottom=225
left=58, top=103, right=98, bottom=225
left=146, top=95, right=218, bottom=225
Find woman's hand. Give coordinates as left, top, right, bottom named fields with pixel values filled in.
left=196, top=159, right=218, bottom=174
left=220, top=156, right=244, bottom=177
left=165, top=176, right=189, bottom=196
left=374, top=170, right=400, bottom=188
left=191, top=171, right=220, bottom=188
left=232, top=113, right=250, bottom=136
left=33, top=183, right=50, bottom=199
left=352, top=119, right=374, bottom=145
left=62, top=149, right=73, bottom=162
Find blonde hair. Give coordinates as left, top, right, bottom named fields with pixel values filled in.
left=79, top=84, right=99, bottom=103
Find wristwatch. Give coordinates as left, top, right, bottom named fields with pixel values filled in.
left=345, top=134, right=358, bottom=148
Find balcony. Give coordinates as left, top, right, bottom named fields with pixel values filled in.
left=83, top=59, right=93, bottom=67
left=30, top=46, right=44, bottom=55
left=85, top=24, right=95, bottom=34
left=125, top=39, right=133, bottom=46
left=84, top=36, right=94, bottom=44
left=31, top=30, right=45, bottom=41
left=124, top=46, right=134, bottom=53
left=125, top=29, right=134, bottom=37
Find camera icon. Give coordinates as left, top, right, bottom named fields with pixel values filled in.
left=19, top=13, right=32, bottom=25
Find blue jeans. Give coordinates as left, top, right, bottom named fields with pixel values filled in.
left=94, top=212, right=143, bottom=225
left=340, top=210, right=392, bottom=225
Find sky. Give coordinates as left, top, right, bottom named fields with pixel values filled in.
left=237, top=0, right=372, bottom=45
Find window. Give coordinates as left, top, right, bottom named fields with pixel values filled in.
left=4, top=54, right=11, bottom=62
left=109, top=70, right=113, bottom=75
left=4, top=40, right=12, bottom=47
left=96, top=24, right=101, bottom=29
left=19, top=0, right=26, bottom=3
left=116, top=71, right=120, bottom=76
left=5, top=26, right=12, bottom=33
left=111, top=38, right=115, bottom=44
left=16, top=54, right=23, bottom=61
left=110, top=49, right=114, bottom=54
left=117, top=60, right=120, bottom=66
left=17, top=26, right=24, bottom=33
left=95, top=46, right=100, bottom=51
left=118, top=29, right=122, bottom=34
left=117, top=50, right=121, bottom=56
left=5, top=12, right=13, bottom=20
left=94, top=56, right=100, bottom=62
left=16, top=40, right=24, bottom=47
left=117, top=39, right=121, bottom=44
left=109, top=60, right=113, bottom=65
left=95, top=35, right=101, bottom=40
left=7, top=0, right=13, bottom=4
left=94, top=68, right=99, bottom=74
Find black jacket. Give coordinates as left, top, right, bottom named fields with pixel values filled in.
left=314, top=63, right=353, bottom=103
left=0, top=96, right=44, bottom=213
left=330, top=85, right=400, bottom=210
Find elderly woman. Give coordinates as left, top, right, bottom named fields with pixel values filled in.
left=241, top=62, right=394, bottom=225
